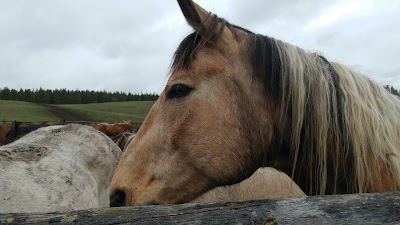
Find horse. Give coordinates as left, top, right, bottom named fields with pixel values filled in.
left=90, top=122, right=107, bottom=133
left=0, top=124, right=122, bottom=213
left=5, top=121, right=47, bottom=144
left=193, top=167, right=306, bottom=203
left=110, top=0, right=400, bottom=206
left=0, top=124, right=11, bottom=146
left=111, top=132, right=136, bottom=151
left=91, top=122, right=134, bottom=136
left=115, top=132, right=305, bottom=202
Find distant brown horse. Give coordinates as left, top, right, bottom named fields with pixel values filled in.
left=91, top=122, right=133, bottom=136
left=0, top=124, right=11, bottom=146
left=110, top=0, right=400, bottom=206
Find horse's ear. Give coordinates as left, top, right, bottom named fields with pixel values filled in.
left=177, top=0, right=237, bottom=50
left=177, top=0, right=210, bottom=32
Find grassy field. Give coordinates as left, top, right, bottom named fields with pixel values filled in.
left=58, top=101, right=154, bottom=125
left=0, top=100, right=155, bottom=125
left=0, top=100, right=59, bottom=122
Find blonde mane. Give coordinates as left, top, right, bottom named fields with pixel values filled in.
left=274, top=40, right=400, bottom=194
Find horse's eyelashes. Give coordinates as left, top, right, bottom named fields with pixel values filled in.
left=167, top=84, right=193, bottom=99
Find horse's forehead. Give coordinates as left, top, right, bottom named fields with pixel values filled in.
left=169, top=49, right=235, bottom=84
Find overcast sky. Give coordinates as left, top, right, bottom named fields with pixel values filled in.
left=0, top=0, right=399, bottom=94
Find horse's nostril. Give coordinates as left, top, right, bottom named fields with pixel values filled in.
left=146, top=201, right=160, bottom=205
left=110, top=189, right=126, bottom=207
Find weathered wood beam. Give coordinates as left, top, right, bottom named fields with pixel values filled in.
left=1, top=192, right=399, bottom=225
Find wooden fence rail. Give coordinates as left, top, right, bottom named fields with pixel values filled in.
left=0, top=120, right=92, bottom=125
left=0, top=192, right=399, bottom=225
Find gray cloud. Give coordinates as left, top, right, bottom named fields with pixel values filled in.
left=0, top=1, right=399, bottom=94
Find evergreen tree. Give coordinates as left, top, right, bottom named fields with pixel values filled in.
left=1, top=87, right=11, bottom=100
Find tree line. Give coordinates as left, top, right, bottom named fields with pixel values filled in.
left=1, top=85, right=399, bottom=105
left=0, top=87, right=159, bottom=104
left=384, top=85, right=400, bottom=97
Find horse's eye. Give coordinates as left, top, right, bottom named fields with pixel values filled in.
left=167, top=84, right=193, bottom=99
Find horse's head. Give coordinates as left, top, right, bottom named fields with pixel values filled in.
left=110, top=0, right=279, bottom=206
left=124, top=122, right=134, bottom=133
left=5, top=121, right=21, bottom=144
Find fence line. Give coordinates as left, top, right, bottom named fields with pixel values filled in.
left=1, top=120, right=119, bottom=125
left=0, top=192, right=399, bottom=225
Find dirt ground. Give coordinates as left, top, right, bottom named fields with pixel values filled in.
left=41, top=104, right=91, bottom=122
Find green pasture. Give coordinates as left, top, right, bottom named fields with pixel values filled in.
left=0, top=100, right=58, bottom=122
left=0, top=100, right=155, bottom=125
left=58, top=101, right=154, bottom=125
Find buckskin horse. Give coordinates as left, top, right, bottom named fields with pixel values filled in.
left=116, top=132, right=306, bottom=201
left=110, top=0, right=400, bottom=206
left=193, top=167, right=306, bottom=203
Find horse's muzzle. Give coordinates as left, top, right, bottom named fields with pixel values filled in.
left=110, top=189, right=126, bottom=207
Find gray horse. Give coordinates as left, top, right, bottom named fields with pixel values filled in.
left=0, top=124, right=122, bottom=213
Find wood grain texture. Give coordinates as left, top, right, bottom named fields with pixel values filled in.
left=1, top=192, right=399, bottom=225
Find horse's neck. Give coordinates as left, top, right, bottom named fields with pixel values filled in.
left=123, top=124, right=132, bottom=129
left=266, top=136, right=355, bottom=195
